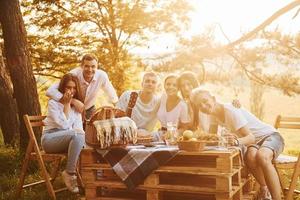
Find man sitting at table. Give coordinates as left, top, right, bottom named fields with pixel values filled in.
left=190, top=88, right=284, bottom=200
left=116, top=71, right=160, bottom=139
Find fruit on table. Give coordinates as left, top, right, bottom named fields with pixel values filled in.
left=188, top=138, right=198, bottom=142
left=183, top=130, right=194, bottom=140
left=196, top=133, right=220, bottom=141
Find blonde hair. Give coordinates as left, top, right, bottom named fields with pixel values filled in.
left=190, top=88, right=211, bottom=104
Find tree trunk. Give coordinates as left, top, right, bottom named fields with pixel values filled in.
left=0, top=0, right=41, bottom=149
left=0, top=48, right=19, bottom=146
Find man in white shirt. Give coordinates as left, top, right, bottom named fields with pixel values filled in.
left=116, top=72, right=160, bottom=138
left=46, top=54, right=118, bottom=119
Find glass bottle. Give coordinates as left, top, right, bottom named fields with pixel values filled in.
left=166, top=122, right=177, bottom=145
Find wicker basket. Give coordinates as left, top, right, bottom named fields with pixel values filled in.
left=204, top=140, right=219, bottom=146
left=85, top=106, right=133, bottom=148
left=136, top=137, right=153, bottom=144
left=178, top=141, right=206, bottom=152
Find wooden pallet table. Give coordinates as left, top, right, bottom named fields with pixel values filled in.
left=80, top=147, right=255, bottom=200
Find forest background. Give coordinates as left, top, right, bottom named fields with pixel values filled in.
left=0, top=0, right=299, bottom=199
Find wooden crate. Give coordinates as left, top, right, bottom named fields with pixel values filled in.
left=80, top=148, right=254, bottom=200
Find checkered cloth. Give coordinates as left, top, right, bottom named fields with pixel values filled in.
left=96, top=146, right=178, bottom=190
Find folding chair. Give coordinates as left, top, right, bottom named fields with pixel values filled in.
left=16, top=114, right=83, bottom=200
left=273, top=115, right=300, bottom=200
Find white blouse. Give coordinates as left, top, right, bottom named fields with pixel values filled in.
left=157, top=94, right=190, bottom=128
left=43, top=99, right=83, bottom=131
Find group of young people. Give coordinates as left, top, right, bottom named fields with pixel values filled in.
left=42, top=53, right=284, bottom=200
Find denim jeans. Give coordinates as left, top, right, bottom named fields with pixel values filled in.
left=41, top=129, right=85, bottom=173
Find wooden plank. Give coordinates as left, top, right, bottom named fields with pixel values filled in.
left=178, top=148, right=239, bottom=156
left=147, top=190, right=161, bottom=200
left=81, top=169, right=97, bottom=183
left=80, top=148, right=102, bottom=165
left=216, top=176, right=231, bottom=192
left=85, top=186, right=97, bottom=200
left=30, top=121, right=44, bottom=127
left=217, top=156, right=233, bottom=173
left=144, top=174, right=159, bottom=186
left=82, top=177, right=252, bottom=200
left=28, top=115, right=46, bottom=120
left=155, top=168, right=241, bottom=176
left=278, top=124, right=300, bottom=129
left=279, top=117, right=300, bottom=122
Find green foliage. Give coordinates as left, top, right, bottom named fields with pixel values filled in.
left=21, top=0, right=193, bottom=93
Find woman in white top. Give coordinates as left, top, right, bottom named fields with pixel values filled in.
left=177, top=71, right=241, bottom=133
left=177, top=71, right=217, bottom=132
left=42, top=74, right=85, bottom=194
left=157, top=74, right=190, bottom=133
left=191, top=88, right=284, bottom=200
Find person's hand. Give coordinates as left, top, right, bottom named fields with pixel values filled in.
left=222, top=132, right=238, bottom=146
left=232, top=99, right=241, bottom=108
left=60, top=90, right=73, bottom=105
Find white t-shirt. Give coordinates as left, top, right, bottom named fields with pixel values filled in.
left=198, top=111, right=217, bottom=133
left=46, top=67, right=118, bottom=109
left=116, top=90, right=160, bottom=131
left=218, top=104, right=276, bottom=141
left=43, top=99, right=83, bottom=131
left=157, top=94, right=190, bottom=128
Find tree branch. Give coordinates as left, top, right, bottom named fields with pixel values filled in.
left=226, top=0, right=300, bottom=50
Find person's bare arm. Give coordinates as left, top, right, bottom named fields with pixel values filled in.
left=235, top=126, right=256, bottom=146
left=71, top=98, right=85, bottom=113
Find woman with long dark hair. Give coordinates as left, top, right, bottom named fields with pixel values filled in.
left=42, top=74, right=85, bottom=193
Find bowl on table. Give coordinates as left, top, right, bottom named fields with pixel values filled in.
left=177, top=140, right=206, bottom=152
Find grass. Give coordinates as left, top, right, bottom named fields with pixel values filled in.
left=0, top=145, right=81, bottom=200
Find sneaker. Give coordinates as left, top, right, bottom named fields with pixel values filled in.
left=258, top=187, right=272, bottom=200
left=62, top=170, right=79, bottom=193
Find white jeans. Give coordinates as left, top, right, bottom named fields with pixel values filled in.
left=41, top=129, right=85, bottom=173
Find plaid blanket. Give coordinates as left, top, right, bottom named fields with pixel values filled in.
left=96, top=146, right=178, bottom=190
left=93, top=117, right=138, bottom=148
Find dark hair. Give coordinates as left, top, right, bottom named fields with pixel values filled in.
left=58, top=74, right=84, bottom=103
left=81, top=53, right=98, bottom=65
left=177, top=71, right=199, bottom=90
left=177, top=71, right=200, bottom=130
